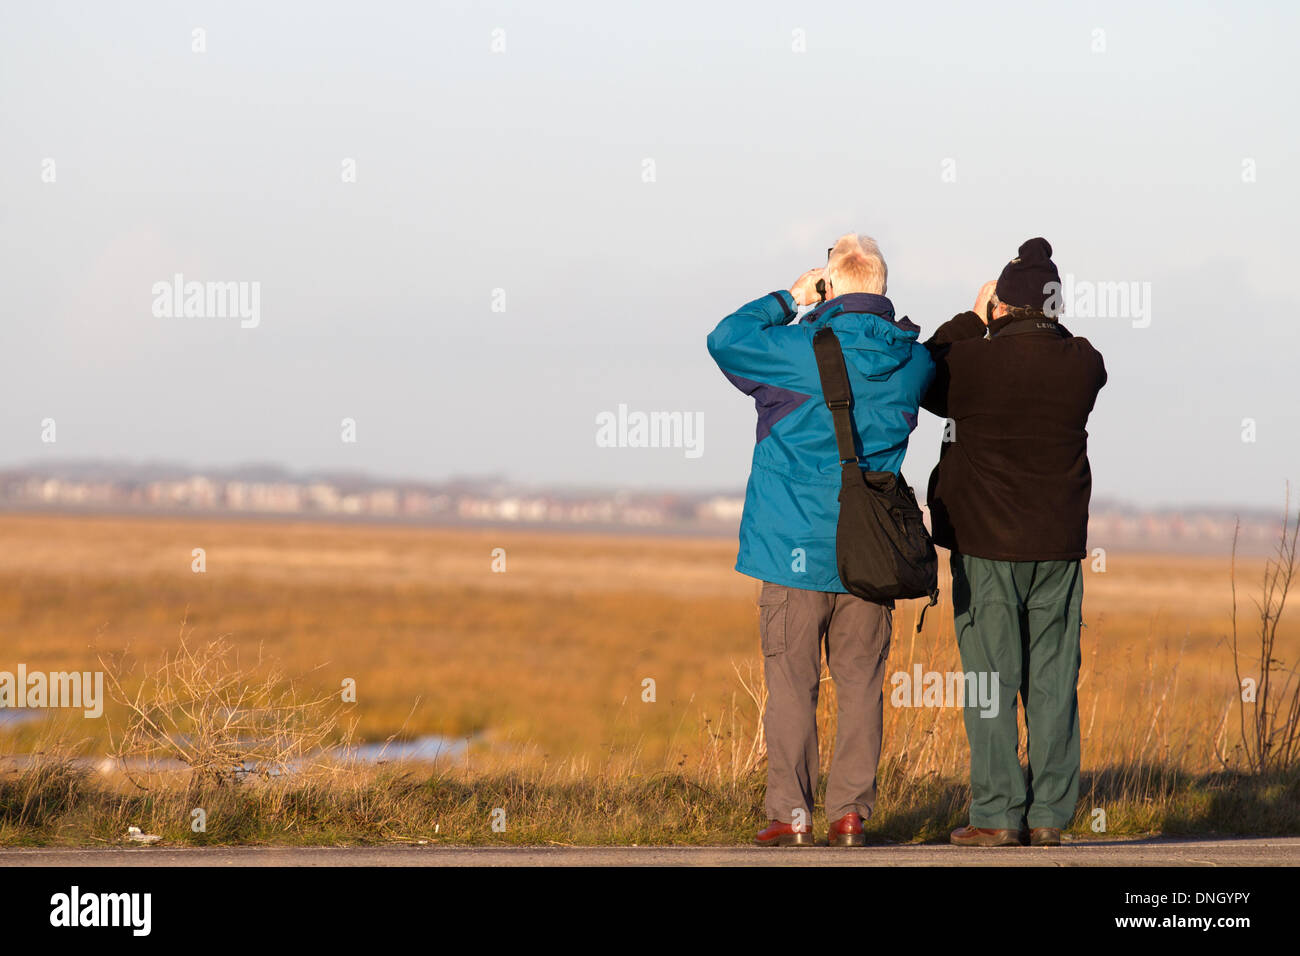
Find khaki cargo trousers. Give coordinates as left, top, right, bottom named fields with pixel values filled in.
left=758, top=581, right=893, bottom=824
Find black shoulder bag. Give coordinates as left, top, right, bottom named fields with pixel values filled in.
left=812, top=327, right=939, bottom=631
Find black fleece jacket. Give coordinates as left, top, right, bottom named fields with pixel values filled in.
left=921, top=311, right=1107, bottom=561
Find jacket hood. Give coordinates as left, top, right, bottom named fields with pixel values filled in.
left=802, top=292, right=921, bottom=374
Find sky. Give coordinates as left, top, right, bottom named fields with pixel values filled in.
left=1, top=0, right=1297, bottom=509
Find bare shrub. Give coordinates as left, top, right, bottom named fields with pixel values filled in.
left=1229, top=488, right=1300, bottom=773
left=100, top=624, right=347, bottom=793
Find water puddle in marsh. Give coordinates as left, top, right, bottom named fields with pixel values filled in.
left=0, top=709, right=46, bottom=728
left=0, top=733, right=473, bottom=774
left=344, top=735, right=468, bottom=763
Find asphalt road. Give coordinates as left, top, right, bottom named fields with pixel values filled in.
left=2, top=837, right=1296, bottom=866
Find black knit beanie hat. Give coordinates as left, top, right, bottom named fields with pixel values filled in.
left=995, top=237, right=1060, bottom=311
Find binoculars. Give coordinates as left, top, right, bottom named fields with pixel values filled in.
left=815, top=246, right=833, bottom=302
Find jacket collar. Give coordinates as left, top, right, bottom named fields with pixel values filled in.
left=989, top=312, right=1069, bottom=338
left=801, top=293, right=919, bottom=333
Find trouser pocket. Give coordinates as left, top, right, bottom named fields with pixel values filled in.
left=758, top=582, right=788, bottom=657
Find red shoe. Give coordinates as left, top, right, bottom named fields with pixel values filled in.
left=754, top=819, right=816, bottom=847
left=827, top=812, right=866, bottom=847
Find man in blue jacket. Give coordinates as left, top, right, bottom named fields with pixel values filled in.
left=707, top=234, right=934, bottom=846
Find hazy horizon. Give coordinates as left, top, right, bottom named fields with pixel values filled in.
left=3, top=1, right=1297, bottom=510
left=4, top=453, right=1296, bottom=520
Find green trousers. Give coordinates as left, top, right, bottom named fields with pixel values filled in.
left=950, top=553, right=1084, bottom=830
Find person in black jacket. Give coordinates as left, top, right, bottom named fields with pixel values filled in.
left=922, top=238, right=1107, bottom=848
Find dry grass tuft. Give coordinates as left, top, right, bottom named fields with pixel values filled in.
left=100, top=624, right=350, bottom=794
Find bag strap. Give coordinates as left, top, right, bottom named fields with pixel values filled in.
left=812, top=327, right=859, bottom=465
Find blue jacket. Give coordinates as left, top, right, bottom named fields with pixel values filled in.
left=707, top=290, right=935, bottom=592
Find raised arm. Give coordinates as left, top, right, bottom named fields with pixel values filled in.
left=921, top=311, right=985, bottom=417
left=707, top=268, right=826, bottom=391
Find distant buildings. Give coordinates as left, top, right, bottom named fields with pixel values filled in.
left=0, top=463, right=1287, bottom=553
left=0, top=464, right=736, bottom=534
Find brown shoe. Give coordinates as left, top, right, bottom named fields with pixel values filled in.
left=950, top=825, right=1023, bottom=847
left=1030, top=827, right=1062, bottom=847
left=755, top=819, right=816, bottom=847
left=827, top=813, right=866, bottom=847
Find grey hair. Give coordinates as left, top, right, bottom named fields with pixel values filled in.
left=825, top=233, right=888, bottom=295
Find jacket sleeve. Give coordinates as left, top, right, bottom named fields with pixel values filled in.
left=924, top=311, right=986, bottom=349
left=706, top=291, right=810, bottom=391
left=921, top=311, right=985, bottom=418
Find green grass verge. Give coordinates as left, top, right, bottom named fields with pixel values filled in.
left=2, top=759, right=1297, bottom=847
